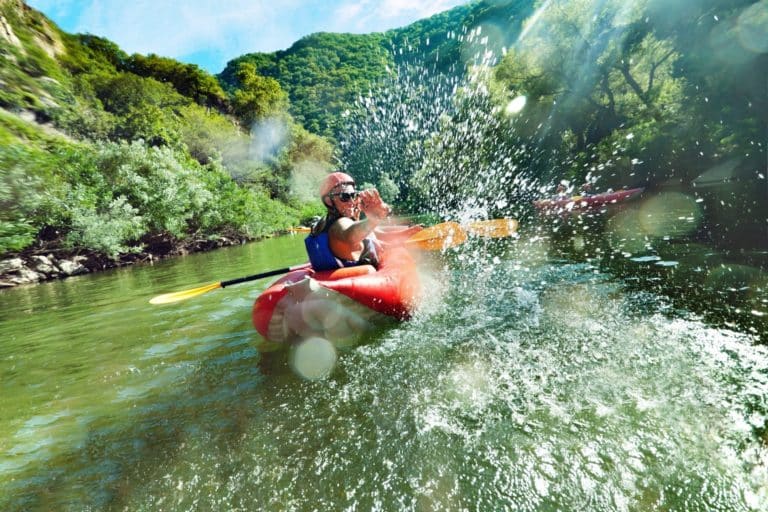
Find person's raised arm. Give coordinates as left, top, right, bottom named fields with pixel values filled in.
left=330, top=189, right=390, bottom=251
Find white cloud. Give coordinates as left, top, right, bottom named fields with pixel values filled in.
left=333, top=2, right=365, bottom=26
left=333, top=0, right=466, bottom=32
left=72, top=1, right=287, bottom=57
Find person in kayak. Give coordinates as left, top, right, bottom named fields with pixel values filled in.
left=305, top=172, right=421, bottom=271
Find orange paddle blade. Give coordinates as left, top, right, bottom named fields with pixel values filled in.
left=405, top=221, right=468, bottom=251
left=149, top=281, right=222, bottom=304
left=466, top=218, right=519, bottom=238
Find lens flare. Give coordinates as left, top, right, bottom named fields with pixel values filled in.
left=606, top=193, right=703, bottom=254
left=291, top=337, right=337, bottom=380
left=638, top=192, right=702, bottom=239
left=505, top=95, right=527, bottom=115
left=605, top=206, right=649, bottom=254
left=737, top=1, right=768, bottom=54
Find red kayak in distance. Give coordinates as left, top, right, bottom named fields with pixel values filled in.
left=533, top=187, right=645, bottom=215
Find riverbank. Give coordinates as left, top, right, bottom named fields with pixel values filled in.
left=0, top=233, right=259, bottom=288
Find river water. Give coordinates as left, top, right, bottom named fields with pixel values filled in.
left=1, top=233, right=766, bottom=511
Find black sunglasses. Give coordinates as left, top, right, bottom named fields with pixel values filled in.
left=330, top=191, right=359, bottom=202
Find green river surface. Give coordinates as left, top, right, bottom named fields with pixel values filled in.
left=1, top=233, right=767, bottom=511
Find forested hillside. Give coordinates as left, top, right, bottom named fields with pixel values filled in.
left=0, top=0, right=544, bottom=283
left=410, top=0, right=767, bottom=241
left=219, top=1, right=537, bottom=138
left=293, top=0, right=764, bottom=249
left=0, top=0, right=330, bottom=283
left=1, top=0, right=765, bottom=286
left=220, top=32, right=394, bottom=136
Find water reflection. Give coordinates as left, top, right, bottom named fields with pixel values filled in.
left=0, top=238, right=308, bottom=510
left=539, top=189, right=768, bottom=343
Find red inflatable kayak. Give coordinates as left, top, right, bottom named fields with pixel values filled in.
left=252, top=247, right=420, bottom=349
left=534, top=187, right=644, bottom=214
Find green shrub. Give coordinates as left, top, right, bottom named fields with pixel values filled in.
left=176, top=104, right=245, bottom=164
left=0, top=219, right=37, bottom=253
left=296, top=200, right=325, bottom=225
left=0, top=143, right=56, bottom=253
left=65, top=195, right=145, bottom=257
left=126, top=53, right=227, bottom=108
left=35, top=140, right=309, bottom=258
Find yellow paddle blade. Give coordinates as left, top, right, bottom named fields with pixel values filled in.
left=466, top=218, right=519, bottom=238
left=287, top=226, right=311, bottom=233
left=149, top=281, right=223, bottom=305
left=405, top=221, right=468, bottom=251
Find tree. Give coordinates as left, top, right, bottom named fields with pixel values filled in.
left=88, top=73, right=187, bottom=145
left=126, top=53, right=228, bottom=109
left=231, top=62, right=288, bottom=127
left=488, top=0, right=692, bottom=187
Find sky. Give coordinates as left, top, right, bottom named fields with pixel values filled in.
left=26, top=0, right=469, bottom=74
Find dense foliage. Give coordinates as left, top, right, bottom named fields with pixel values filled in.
left=333, top=0, right=765, bottom=248
left=400, top=0, right=768, bottom=247
left=485, top=0, right=766, bottom=194
left=220, top=32, right=395, bottom=137
left=0, top=0, right=328, bottom=259
left=2, top=0, right=765, bottom=261
left=218, top=1, right=540, bottom=141
left=1, top=114, right=314, bottom=257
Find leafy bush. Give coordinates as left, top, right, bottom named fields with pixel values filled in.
left=84, top=72, right=188, bottom=144
left=77, top=141, right=212, bottom=238
left=0, top=140, right=64, bottom=253
left=62, top=34, right=128, bottom=72
left=126, top=53, right=227, bottom=108
left=176, top=104, right=246, bottom=164
left=54, top=97, right=117, bottom=141
left=65, top=195, right=145, bottom=257
left=0, top=161, right=40, bottom=252
left=29, top=140, right=313, bottom=258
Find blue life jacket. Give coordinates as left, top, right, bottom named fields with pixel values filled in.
left=304, top=231, right=359, bottom=271
left=305, top=217, right=380, bottom=271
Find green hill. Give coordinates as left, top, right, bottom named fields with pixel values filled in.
left=220, top=32, right=392, bottom=136
left=0, top=0, right=330, bottom=268
left=218, top=1, right=537, bottom=138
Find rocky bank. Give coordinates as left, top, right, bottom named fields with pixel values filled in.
left=0, top=236, right=249, bottom=288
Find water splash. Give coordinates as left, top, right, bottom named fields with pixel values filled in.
left=115, top=255, right=768, bottom=511
left=338, top=42, right=547, bottom=223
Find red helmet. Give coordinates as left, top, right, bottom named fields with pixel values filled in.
left=319, top=172, right=355, bottom=199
